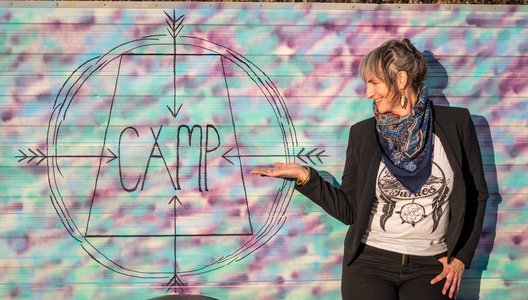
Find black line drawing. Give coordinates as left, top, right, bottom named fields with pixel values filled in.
left=397, top=200, right=427, bottom=227
left=16, top=10, right=327, bottom=294
left=17, top=148, right=118, bottom=165
left=376, top=162, right=450, bottom=231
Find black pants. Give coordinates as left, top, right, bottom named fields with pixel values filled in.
left=342, top=244, right=450, bottom=300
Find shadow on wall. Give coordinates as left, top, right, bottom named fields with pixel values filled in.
left=319, top=170, right=342, bottom=189
left=424, top=50, right=502, bottom=300
left=306, top=51, right=500, bottom=300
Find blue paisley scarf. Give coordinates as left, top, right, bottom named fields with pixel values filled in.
left=374, top=85, right=434, bottom=194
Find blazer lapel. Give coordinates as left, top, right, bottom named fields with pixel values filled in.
left=359, top=118, right=381, bottom=221
left=433, top=108, right=462, bottom=171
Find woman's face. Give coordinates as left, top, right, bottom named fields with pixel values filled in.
left=365, top=76, right=399, bottom=114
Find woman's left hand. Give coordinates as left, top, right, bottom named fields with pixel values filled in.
left=430, top=256, right=465, bottom=299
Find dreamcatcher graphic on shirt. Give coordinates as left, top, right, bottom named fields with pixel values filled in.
left=397, top=199, right=427, bottom=227
left=377, top=162, right=450, bottom=232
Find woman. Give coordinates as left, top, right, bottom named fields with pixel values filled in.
left=250, top=39, right=488, bottom=299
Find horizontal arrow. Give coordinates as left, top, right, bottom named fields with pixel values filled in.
left=222, top=147, right=328, bottom=165
left=16, top=148, right=117, bottom=165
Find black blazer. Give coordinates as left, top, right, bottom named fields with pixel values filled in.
left=297, top=106, right=488, bottom=268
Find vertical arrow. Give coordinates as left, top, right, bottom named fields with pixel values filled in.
left=163, top=11, right=186, bottom=290
left=164, top=11, right=185, bottom=118
left=167, top=194, right=184, bottom=294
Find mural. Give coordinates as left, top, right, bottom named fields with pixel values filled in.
left=1, top=2, right=527, bottom=299
left=28, top=9, right=308, bottom=294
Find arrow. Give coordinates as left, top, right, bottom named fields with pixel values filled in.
left=222, top=147, right=328, bottom=165
left=164, top=10, right=185, bottom=119
left=16, top=148, right=118, bottom=165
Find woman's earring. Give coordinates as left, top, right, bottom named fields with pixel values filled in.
left=400, top=94, right=406, bottom=108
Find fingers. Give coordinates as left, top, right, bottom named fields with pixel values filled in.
left=446, top=258, right=465, bottom=298
left=250, top=162, right=281, bottom=173
left=250, top=162, right=302, bottom=173
left=442, top=274, right=453, bottom=298
left=432, top=270, right=458, bottom=299
left=447, top=268, right=464, bottom=298
left=430, top=271, right=447, bottom=285
left=249, top=162, right=301, bottom=179
left=249, top=167, right=278, bottom=177
left=432, top=258, right=465, bottom=299
left=454, top=274, right=462, bottom=297
left=430, top=257, right=448, bottom=285
left=443, top=271, right=462, bottom=299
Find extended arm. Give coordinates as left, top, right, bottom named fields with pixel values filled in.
left=294, top=127, right=359, bottom=225
left=250, top=127, right=359, bottom=225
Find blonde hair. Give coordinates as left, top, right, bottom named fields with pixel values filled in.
left=359, top=39, right=427, bottom=102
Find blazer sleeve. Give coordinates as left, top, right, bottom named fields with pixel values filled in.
left=454, top=109, right=489, bottom=267
left=295, top=126, right=358, bottom=225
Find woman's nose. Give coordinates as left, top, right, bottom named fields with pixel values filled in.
left=365, top=86, right=373, bottom=99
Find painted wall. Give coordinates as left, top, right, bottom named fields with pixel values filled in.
left=1, top=2, right=527, bottom=299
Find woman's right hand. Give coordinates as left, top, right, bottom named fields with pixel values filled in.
left=250, top=162, right=310, bottom=183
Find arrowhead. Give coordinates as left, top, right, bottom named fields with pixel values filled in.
left=296, top=147, right=307, bottom=164
left=36, top=156, right=47, bottom=166
left=222, top=148, right=235, bottom=165
left=167, top=106, right=177, bottom=118
left=106, top=148, right=118, bottom=164
left=305, top=148, right=318, bottom=164
left=16, top=149, right=28, bottom=162
left=315, top=150, right=326, bottom=164
left=167, top=103, right=183, bottom=118
left=169, top=195, right=183, bottom=206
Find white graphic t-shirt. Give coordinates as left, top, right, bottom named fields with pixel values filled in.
left=362, top=135, right=454, bottom=256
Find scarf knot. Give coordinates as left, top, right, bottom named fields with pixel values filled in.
left=374, top=85, right=434, bottom=194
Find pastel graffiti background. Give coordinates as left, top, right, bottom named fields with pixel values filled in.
left=1, top=2, right=527, bottom=299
